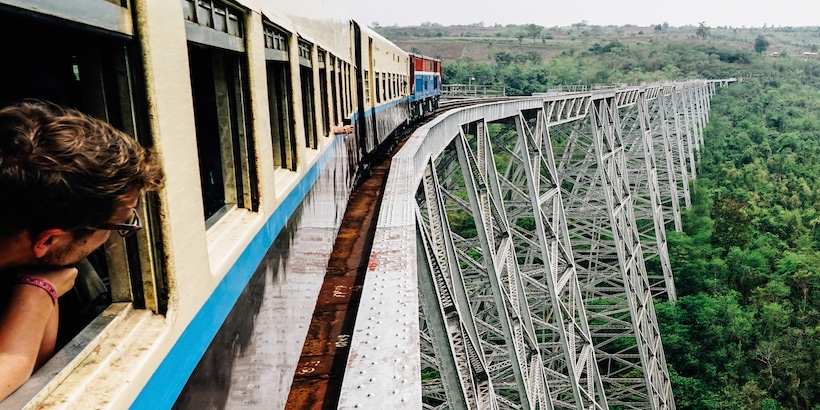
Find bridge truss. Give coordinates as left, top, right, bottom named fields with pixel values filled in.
left=340, top=80, right=734, bottom=409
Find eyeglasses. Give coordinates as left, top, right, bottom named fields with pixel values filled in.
left=88, top=208, right=142, bottom=238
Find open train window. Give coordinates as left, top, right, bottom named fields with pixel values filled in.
left=364, top=70, right=371, bottom=107
left=188, top=45, right=255, bottom=222
left=184, top=0, right=258, bottom=223
left=318, top=49, right=330, bottom=137
left=264, top=22, right=296, bottom=170
left=342, top=61, right=353, bottom=118
left=0, top=0, right=164, bottom=316
left=336, top=62, right=345, bottom=122
left=298, top=39, right=318, bottom=149
left=329, top=55, right=340, bottom=127
left=375, top=72, right=381, bottom=104
left=0, top=2, right=166, bottom=404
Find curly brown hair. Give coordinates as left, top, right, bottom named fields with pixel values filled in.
left=0, top=100, right=163, bottom=237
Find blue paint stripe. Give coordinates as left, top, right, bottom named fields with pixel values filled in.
left=131, top=136, right=343, bottom=409
left=352, top=96, right=410, bottom=121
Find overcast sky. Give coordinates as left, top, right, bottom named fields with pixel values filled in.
left=341, top=0, right=820, bottom=28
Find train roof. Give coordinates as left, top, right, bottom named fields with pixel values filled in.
left=409, top=52, right=442, bottom=63
left=236, top=0, right=354, bottom=61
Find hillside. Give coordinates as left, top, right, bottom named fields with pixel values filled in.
left=374, top=23, right=820, bottom=94
left=376, top=23, right=820, bottom=62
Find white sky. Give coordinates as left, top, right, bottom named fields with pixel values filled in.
left=341, top=0, right=820, bottom=28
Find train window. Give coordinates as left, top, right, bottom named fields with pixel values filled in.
left=301, top=64, right=317, bottom=148
left=263, top=21, right=288, bottom=60
left=298, top=40, right=317, bottom=149
left=375, top=72, right=381, bottom=104
left=0, top=5, right=166, bottom=404
left=364, top=70, right=371, bottom=107
left=337, top=66, right=346, bottom=121
left=264, top=23, right=296, bottom=170
left=298, top=39, right=311, bottom=65
left=183, top=0, right=244, bottom=51
left=0, top=0, right=163, bottom=317
left=185, top=0, right=257, bottom=223
left=343, top=62, right=353, bottom=116
left=188, top=45, right=256, bottom=222
left=267, top=61, right=296, bottom=170
left=329, top=55, right=340, bottom=127
left=318, top=49, right=330, bottom=136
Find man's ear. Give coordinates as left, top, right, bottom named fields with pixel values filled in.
left=31, top=229, right=71, bottom=258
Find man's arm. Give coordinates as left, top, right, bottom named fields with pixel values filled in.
left=0, top=267, right=77, bottom=402
left=332, top=124, right=354, bottom=134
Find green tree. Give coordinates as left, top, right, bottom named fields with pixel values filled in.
left=525, top=24, right=544, bottom=43
left=696, top=21, right=710, bottom=40
left=755, top=35, right=771, bottom=54
left=711, top=195, right=752, bottom=249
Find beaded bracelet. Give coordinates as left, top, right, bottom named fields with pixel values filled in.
left=15, top=276, right=58, bottom=305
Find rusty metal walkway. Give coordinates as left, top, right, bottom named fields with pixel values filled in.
left=285, top=143, right=392, bottom=409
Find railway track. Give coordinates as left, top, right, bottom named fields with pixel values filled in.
left=285, top=125, right=410, bottom=410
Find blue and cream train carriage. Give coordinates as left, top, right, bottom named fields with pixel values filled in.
left=409, top=52, right=442, bottom=118
left=0, top=0, right=439, bottom=408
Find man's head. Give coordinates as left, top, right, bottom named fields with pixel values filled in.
left=0, top=100, right=163, bottom=266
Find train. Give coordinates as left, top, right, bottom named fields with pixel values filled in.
left=0, top=0, right=441, bottom=408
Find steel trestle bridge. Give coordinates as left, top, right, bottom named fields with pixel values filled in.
left=338, top=79, right=734, bottom=409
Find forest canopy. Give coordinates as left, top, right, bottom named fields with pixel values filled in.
left=657, top=73, right=820, bottom=409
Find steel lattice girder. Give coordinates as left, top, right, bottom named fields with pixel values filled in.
left=341, top=80, right=729, bottom=410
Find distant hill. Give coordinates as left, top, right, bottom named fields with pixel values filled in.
left=374, top=23, right=820, bottom=64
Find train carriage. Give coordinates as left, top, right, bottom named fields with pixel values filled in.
left=0, top=0, right=442, bottom=408
left=353, top=23, right=411, bottom=157
left=409, top=53, right=442, bottom=118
